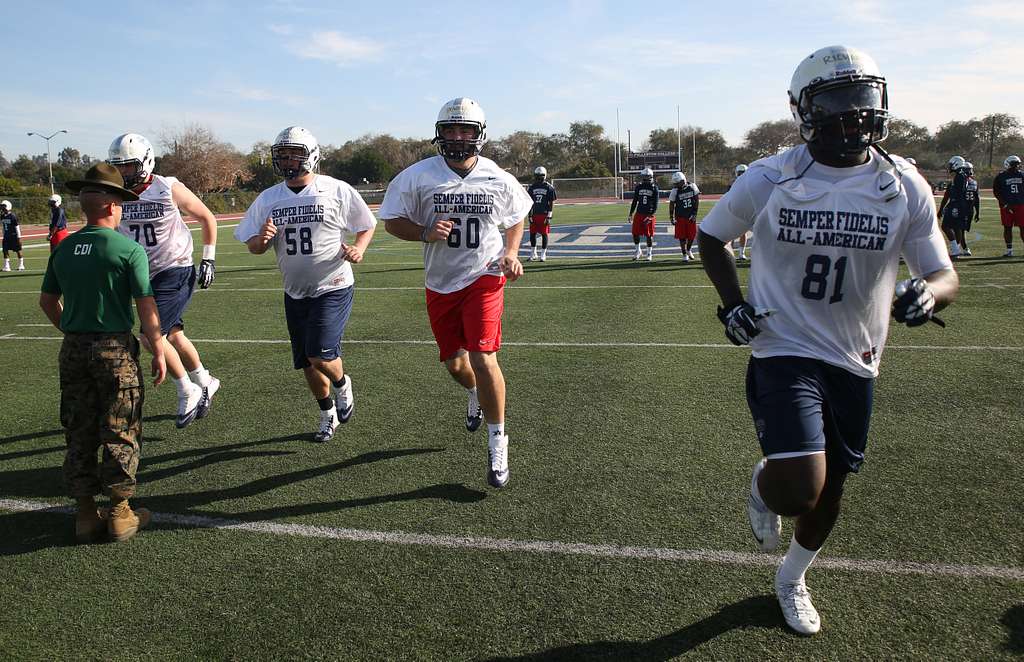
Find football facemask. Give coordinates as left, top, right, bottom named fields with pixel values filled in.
left=107, top=133, right=155, bottom=189
left=433, top=97, right=487, bottom=161
left=271, top=127, right=321, bottom=179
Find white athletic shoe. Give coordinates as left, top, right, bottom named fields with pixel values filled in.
left=775, top=577, right=821, bottom=635
left=195, top=376, right=220, bottom=419
left=335, top=376, right=354, bottom=423
left=687, top=250, right=696, bottom=260
left=540, top=250, right=547, bottom=262
left=962, top=247, right=972, bottom=256
left=487, top=435, right=510, bottom=488
left=2, top=262, right=9, bottom=272
left=528, top=251, right=537, bottom=262
left=175, top=383, right=204, bottom=429
left=465, top=390, right=483, bottom=432
left=17, top=262, right=25, bottom=271
left=633, top=249, right=642, bottom=261
left=314, top=407, right=338, bottom=442
left=1004, top=248, right=1013, bottom=257
left=747, top=458, right=781, bottom=552
left=682, top=253, right=690, bottom=263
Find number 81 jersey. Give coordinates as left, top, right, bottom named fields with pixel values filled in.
left=379, top=155, right=533, bottom=294
left=118, top=174, right=193, bottom=277
left=235, top=175, right=377, bottom=298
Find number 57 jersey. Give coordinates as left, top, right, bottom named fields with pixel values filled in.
left=379, top=155, right=533, bottom=294
left=700, top=145, right=952, bottom=378
left=234, top=175, right=377, bottom=298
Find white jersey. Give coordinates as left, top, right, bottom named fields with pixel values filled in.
left=118, top=174, right=193, bottom=276
left=378, top=155, right=532, bottom=294
left=234, top=175, right=377, bottom=299
left=701, top=144, right=952, bottom=378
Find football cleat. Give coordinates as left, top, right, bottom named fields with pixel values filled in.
left=195, top=376, right=220, bottom=419
left=1, top=263, right=9, bottom=272
left=682, top=253, right=690, bottom=263
left=17, top=262, right=25, bottom=271
left=1004, top=248, right=1013, bottom=257
left=633, top=249, right=642, bottom=261
left=335, top=376, right=354, bottom=423
left=466, top=390, right=483, bottom=432
left=775, top=577, right=821, bottom=635
left=487, top=435, right=509, bottom=488
left=175, top=383, right=203, bottom=429
left=314, top=408, right=338, bottom=442
left=540, top=250, right=547, bottom=262
left=962, top=247, right=972, bottom=256
left=748, top=458, right=781, bottom=552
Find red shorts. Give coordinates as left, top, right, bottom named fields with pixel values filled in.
left=632, top=213, right=655, bottom=237
left=1000, top=204, right=1024, bottom=228
left=50, top=228, right=69, bottom=251
left=673, top=217, right=697, bottom=241
left=529, top=213, right=550, bottom=235
left=426, top=274, right=506, bottom=361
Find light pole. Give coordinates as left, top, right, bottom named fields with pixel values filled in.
left=27, top=129, right=69, bottom=195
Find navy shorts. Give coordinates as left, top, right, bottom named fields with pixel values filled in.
left=745, top=355, right=874, bottom=474
left=2, top=236, right=22, bottom=252
left=941, top=205, right=970, bottom=231
left=284, top=286, right=354, bottom=370
left=150, top=266, right=196, bottom=336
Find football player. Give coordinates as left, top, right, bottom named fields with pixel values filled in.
left=698, top=45, right=958, bottom=635
left=957, top=162, right=980, bottom=256
left=235, top=127, right=377, bottom=442
left=380, top=97, right=531, bottom=488
left=47, top=194, right=70, bottom=251
left=731, top=164, right=751, bottom=260
left=1, top=200, right=24, bottom=271
left=628, top=167, right=658, bottom=261
left=526, top=166, right=557, bottom=262
left=937, top=156, right=969, bottom=257
left=108, top=133, right=221, bottom=428
left=668, top=171, right=700, bottom=262
left=993, top=155, right=1024, bottom=257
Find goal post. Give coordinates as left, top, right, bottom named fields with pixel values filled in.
left=549, top=177, right=626, bottom=201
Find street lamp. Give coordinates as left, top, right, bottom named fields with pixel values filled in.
left=27, top=129, right=69, bottom=195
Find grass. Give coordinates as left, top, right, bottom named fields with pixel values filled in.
left=0, top=197, right=1021, bottom=660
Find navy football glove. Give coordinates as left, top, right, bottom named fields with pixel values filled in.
left=892, top=278, right=935, bottom=327
left=717, top=301, right=761, bottom=346
left=197, top=259, right=216, bottom=289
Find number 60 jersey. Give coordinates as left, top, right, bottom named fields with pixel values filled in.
left=379, top=155, right=532, bottom=294
left=700, top=145, right=952, bottom=378
left=235, top=175, right=377, bottom=298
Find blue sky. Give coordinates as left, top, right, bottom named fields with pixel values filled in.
left=2, top=1, right=1022, bottom=161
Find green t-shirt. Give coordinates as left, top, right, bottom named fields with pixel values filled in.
left=41, top=226, right=154, bottom=333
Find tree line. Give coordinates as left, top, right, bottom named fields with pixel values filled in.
left=3, top=113, right=1022, bottom=212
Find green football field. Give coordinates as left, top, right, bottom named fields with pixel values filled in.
left=0, top=199, right=1021, bottom=660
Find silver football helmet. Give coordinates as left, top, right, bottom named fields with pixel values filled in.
left=789, top=45, right=889, bottom=156
left=640, top=167, right=654, bottom=182
left=534, top=166, right=547, bottom=181
left=948, top=155, right=966, bottom=173
left=433, top=97, right=487, bottom=160
left=1005, top=155, right=1022, bottom=170
left=734, top=164, right=748, bottom=177
left=963, top=161, right=974, bottom=177
left=671, top=171, right=686, bottom=185
left=271, top=126, right=321, bottom=179
left=107, top=133, right=156, bottom=189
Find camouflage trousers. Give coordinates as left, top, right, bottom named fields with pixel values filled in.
left=58, top=333, right=145, bottom=499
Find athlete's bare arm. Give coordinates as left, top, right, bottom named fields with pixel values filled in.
left=172, top=182, right=217, bottom=248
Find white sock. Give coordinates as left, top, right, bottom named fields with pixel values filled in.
left=487, top=422, right=505, bottom=446
left=18, top=258, right=24, bottom=267
left=188, top=366, right=210, bottom=387
left=173, top=376, right=192, bottom=396
left=777, top=536, right=821, bottom=585
left=2, top=260, right=8, bottom=267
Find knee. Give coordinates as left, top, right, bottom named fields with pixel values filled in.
left=468, top=351, right=497, bottom=373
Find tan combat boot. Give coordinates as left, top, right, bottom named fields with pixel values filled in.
left=75, top=497, right=108, bottom=544
left=107, top=500, right=151, bottom=542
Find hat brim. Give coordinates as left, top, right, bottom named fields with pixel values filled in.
left=65, top=179, right=139, bottom=201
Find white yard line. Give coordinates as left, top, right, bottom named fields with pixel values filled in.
left=0, top=497, right=1018, bottom=581
left=0, top=335, right=1020, bottom=351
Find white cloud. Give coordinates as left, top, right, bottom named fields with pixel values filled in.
left=287, top=31, right=384, bottom=66
left=965, top=1, right=1024, bottom=21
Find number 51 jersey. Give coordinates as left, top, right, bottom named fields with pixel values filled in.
left=379, top=155, right=533, bottom=294
left=234, top=175, right=377, bottom=299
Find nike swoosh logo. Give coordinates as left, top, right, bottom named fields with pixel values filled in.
left=880, top=180, right=894, bottom=190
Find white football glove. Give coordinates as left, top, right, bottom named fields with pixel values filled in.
left=892, top=278, right=934, bottom=327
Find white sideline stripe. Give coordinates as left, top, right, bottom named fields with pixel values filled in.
left=0, top=334, right=1021, bottom=351
left=0, top=498, right=1019, bottom=581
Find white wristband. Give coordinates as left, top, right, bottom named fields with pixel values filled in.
left=202, top=245, right=216, bottom=260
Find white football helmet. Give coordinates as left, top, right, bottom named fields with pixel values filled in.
left=671, top=171, right=686, bottom=185
left=271, top=126, right=321, bottom=179
left=1005, top=155, right=1022, bottom=170
left=0, top=200, right=11, bottom=212
left=107, top=133, right=156, bottom=189
left=963, top=161, right=974, bottom=176
left=734, top=164, right=748, bottom=177
left=948, top=155, right=966, bottom=173
left=49, top=194, right=62, bottom=206
left=534, top=166, right=547, bottom=180
left=640, top=167, right=654, bottom=182
left=789, top=45, right=888, bottom=155
left=905, top=157, right=917, bottom=166
left=433, top=97, right=487, bottom=160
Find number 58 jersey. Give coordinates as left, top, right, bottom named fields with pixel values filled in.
left=234, top=175, right=377, bottom=299
left=701, top=145, right=953, bottom=378
left=379, top=155, right=533, bottom=294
